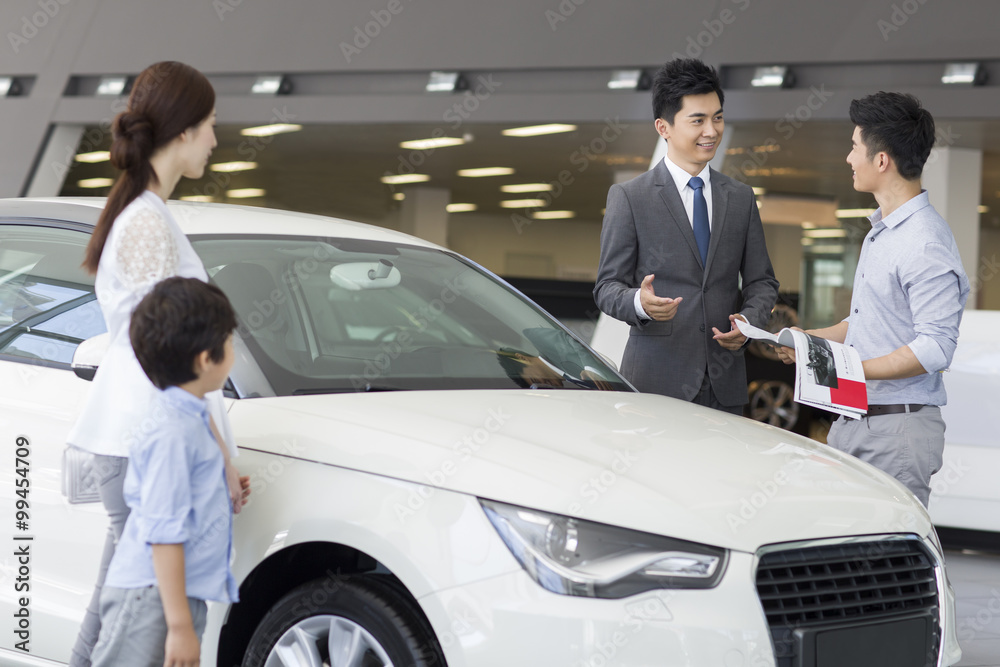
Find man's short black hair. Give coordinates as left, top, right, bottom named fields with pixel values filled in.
left=652, top=58, right=725, bottom=124
left=849, top=92, right=935, bottom=180
left=130, top=277, right=237, bottom=390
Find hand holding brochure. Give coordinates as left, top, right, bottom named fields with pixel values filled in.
left=735, top=319, right=868, bottom=419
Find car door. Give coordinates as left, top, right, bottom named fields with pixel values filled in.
left=0, top=220, right=107, bottom=662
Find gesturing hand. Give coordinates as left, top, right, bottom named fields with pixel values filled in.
left=712, top=314, right=748, bottom=351
left=639, top=274, right=683, bottom=321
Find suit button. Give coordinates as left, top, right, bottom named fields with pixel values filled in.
left=703, top=286, right=709, bottom=292
left=699, top=324, right=705, bottom=332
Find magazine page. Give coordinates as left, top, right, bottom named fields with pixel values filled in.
left=790, top=330, right=868, bottom=418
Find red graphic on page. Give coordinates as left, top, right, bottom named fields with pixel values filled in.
left=829, top=379, right=868, bottom=411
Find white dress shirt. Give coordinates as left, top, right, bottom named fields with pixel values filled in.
left=634, top=155, right=713, bottom=320
left=68, top=190, right=237, bottom=458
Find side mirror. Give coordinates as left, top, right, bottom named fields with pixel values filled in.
left=72, top=333, right=110, bottom=381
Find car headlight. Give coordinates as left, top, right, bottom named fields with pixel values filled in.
left=481, top=499, right=728, bottom=599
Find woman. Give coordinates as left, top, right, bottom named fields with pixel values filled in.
left=66, top=61, right=249, bottom=667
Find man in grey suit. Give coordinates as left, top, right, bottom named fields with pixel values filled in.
left=594, top=58, right=778, bottom=414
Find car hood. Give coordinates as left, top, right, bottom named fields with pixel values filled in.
left=229, top=390, right=929, bottom=553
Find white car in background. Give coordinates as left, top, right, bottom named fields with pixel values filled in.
left=0, top=199, right=960, bottom=666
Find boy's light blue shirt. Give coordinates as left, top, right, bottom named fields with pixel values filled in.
left=105, top=386, right=239, bottom=603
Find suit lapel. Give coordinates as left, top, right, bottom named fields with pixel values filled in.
left=706, top=168, right=729, bottom=280
left=654, top=161, right=702, bottom=267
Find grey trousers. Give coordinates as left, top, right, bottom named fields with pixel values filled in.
left=91, top=586, right=208, bottom=667
left=70, top=454, right=130, bottom=667
left=827, top=406, right=945, bottom=507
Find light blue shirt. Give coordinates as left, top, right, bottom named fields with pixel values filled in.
left=844, top=191, right=970, bottom=406
left=106, top=386, right=239, bottom=603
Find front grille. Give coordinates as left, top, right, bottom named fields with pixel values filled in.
left=755, top=539, right=939, bottom=666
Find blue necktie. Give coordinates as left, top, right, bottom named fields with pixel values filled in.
left=689, top=176, right=710, bottom=266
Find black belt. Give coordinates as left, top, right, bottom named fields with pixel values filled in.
left=867, top=404, right=927, bottom=417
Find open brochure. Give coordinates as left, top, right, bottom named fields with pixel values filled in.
left=735, top=319, right=868, bottom=419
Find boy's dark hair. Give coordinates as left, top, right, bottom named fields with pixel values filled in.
left=652, top=58, right=725, bottom=124
left=130, top=277, right=237, bottom=390
left=849, top=92, right=935, bottom=180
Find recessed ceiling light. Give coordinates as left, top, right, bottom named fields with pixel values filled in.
left=426, top=71, right=465, bottom=92
left=381, top=174, right=431, bottom=185
left=607, top=69, right=648, bottom=90
left=399, top=137, right=466, bottom=150
left=180, top=195, right=216, bottom=203
left=77, top=178, right=114, bottom=188
left=393, top=193, right=406, bottom=201
left=803, top=229, right=847, bottom=238
left=240, top=124, right=302, bottom=137
left=942, top=63, right=985, bottom=85
left=835, top=208, right=877, bottom=218
left=227, top=188, right=266, bottom=198
left=446, top=203, right=477, bottom=213
left=502, top=124, right=577, bottom=137
left=75, top=151, right=111, bottom=163
left=210, top=161, right=258, bottom=173
left=751, top=66, right=792, bottom=88
left=96, top=76, right=129, bottom=96
left=978, top=205, right=989, bottom=214
left=501, top=183, right=553, bottom=193
left=801, top=221, right=816, bottom=229
left=752, top=187, right=767, bottom=195
left=251, top=75, right=292, bottom=95
left=531, top=210, right=576, bottom=220
left=500, top=199, right=546, bottom=208
left=458, top=167, right=515, bottom=178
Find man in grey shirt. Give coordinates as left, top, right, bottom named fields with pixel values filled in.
left=778, top=92, right=970, bottom=506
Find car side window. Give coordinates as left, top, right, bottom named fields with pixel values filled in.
left=0, top=224, right=105, bottom=366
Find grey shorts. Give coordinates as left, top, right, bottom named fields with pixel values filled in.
left=827, top=406, right=944, bottom=507
left=91, top=586, right=208, bottom=667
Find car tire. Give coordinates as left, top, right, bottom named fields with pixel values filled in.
left=241, top=576, right=443, bottom=667
left=746, top=379, right=800, bottom=431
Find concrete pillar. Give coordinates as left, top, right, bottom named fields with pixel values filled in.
left=398, top=186, right=450, bottom=248
left=923, top=147, right=982, bottom=307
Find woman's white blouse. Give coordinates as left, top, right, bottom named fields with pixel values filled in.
left=67, top=191, right=237, bottom=458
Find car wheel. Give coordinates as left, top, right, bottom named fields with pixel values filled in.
left=746, top=379, right=800, bottom=431
left=241, top=577, right=442, bottom=667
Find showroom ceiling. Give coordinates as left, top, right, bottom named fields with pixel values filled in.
left=59, top=118, right=1000, bottom=229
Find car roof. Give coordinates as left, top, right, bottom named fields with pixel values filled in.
left=0, top=197, right=443, bottom=250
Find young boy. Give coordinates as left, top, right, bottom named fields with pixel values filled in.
left=91, top=277, right=240, bottom=667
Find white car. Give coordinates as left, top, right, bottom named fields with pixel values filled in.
left=0, top=198, right=960, bottom=666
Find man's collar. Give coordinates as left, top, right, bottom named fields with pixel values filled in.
left=662, top=154, right=711, bottom=191
left=870, top=190, right=930, bottom=229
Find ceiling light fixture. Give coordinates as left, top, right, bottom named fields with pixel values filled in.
left=803, top=229, right=847, bottom=238
left=226, top=188, right=266, bottom=198
left=251, top=75, right=292, bottom=95
left=393, top=193, right=406, bottom=201
left=458, top=167, right=515, bottom=178
left=0, top=77, right=22, bottom=97
left=446, top=203, right=477, bottom=213
left=180, top=195, right=216, bottom=203
left=381, top=174, right=431, bottom=185
left=501, top=183, right=554, bottom=193
left=426, top=71, right=467, bottom=92
left=240, top=123, right=302, bottom=137
left=96, top=76, right=129, bottom=96
left=502, top=124, right=577, bottom=137
left=531, top=210, right=576, bottom=220
left=75, top=151, right=111, bottom=163
left=77, top=178, right=114, bottom=188
left=500, top=199, right=546, bottom=208
left=750, top=66, right=793, bottom=88
left=835, top=208, right=877, bottom=218
left=399, top=137, right=466, bottom=150
left=942, top=63, right=986, bottom=86
left=607, top=69, right=650, bottom=90
left=210, top=161, right=259, bottom=173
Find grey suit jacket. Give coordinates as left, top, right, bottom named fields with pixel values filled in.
left=594, top=160, right=779, bottom=406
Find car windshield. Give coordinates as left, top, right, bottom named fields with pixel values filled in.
left=192, top=235, right=630, bottom=395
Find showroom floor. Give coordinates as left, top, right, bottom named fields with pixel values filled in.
left=949, top=549, right=1000, bottom=666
